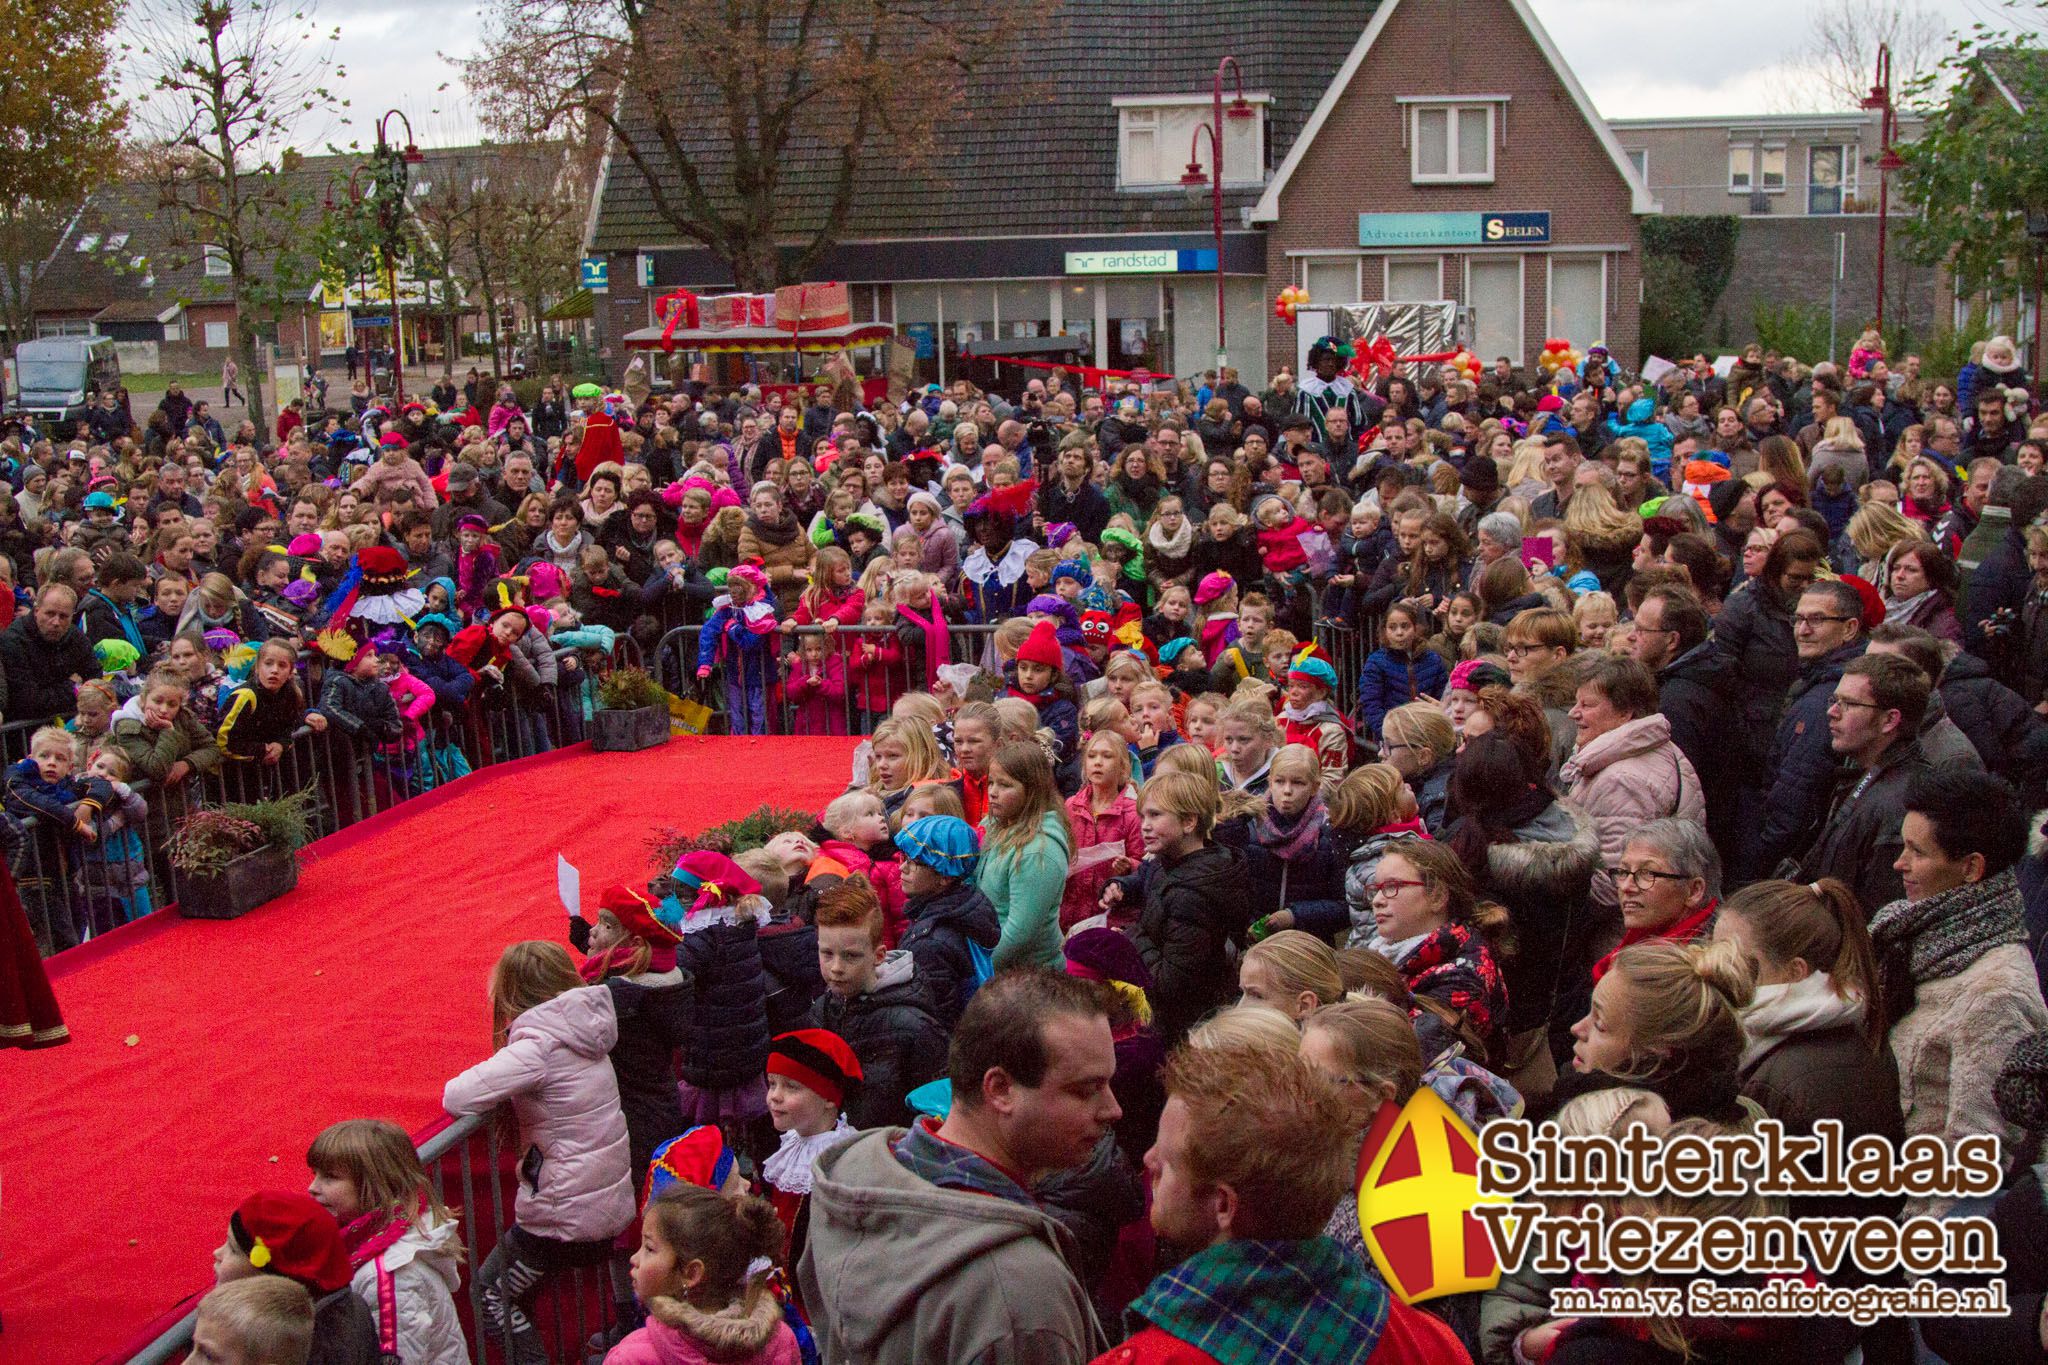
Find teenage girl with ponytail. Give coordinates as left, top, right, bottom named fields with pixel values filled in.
left=1555, top=937, right=1757, bottom=1125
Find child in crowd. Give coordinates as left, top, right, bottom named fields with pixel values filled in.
left=974, top=740, right=1073, bottom=971
left=319, top=638, right=404, bottom=750
left=1062, top=730, right=1141, bottom=932
left=761, top=1028, right=860, bottom=1258
left=946, top=700, right=999, bottom=826
left=442, top=942, right=633, bottom=1365
left=847, top=599, right=906, bottom=730
left=70, top=679, right=118, bottom=744
left=785, top=632, right=848, bottom=736
left=1127, top=680, right=1183, bottom=776
left=697, top=564, right=777, bottom=736
left=1142, top=582, right=1195, bottom=650
left=1107, top=768, right=1244, bottom=1045
left=1278, top=652, right=1353, bottom=789
left=746, top=843, right=826, bottom=1038
left=1182, top=692, right=1226, bottom=753
left=799, top=790, right=906, bottom=947
left=216, top=639, right=317, bottom=773
left=1100, top=649, right=1150, bottom=711
left=1357, top=601, right=1448, bottom=741
left=1217, top=694, right=1279, bottom=795
left=789, top=546, right=864, bottom=645
left=807, top=874, right=948, bottom=1130
left=1426, top=592, right=1482, bottom=661
left=409, top=615, right=475, bottom=713
left=210, top=1190, right=378, bottom=1363
left=861, top=717, right=947, bottom=818
left=611, top=1185, right=799, bottom=1365
left=1253, top=495, right=1315, bottom=574
left=1572, top=591, right=1619, bottom=650
left=653, top=851, right=773, bottom=1154
left=1005, top=620, right=1079, bottom=768
left=113, top=666, right=223, bottom=789
left=1335, top=765, right=1433, bottom=950
left=1157, top=638, right=1210, bottom=702
left=1203, top=587, right=1267, bottom=690
left=193, top=1278, right=315, bottom=1365
left=1259, top=629, right=1300, bottom=695
left=305, top=1118, right=468, bottom=1365
left=4, top=727, right=107, bottom=953
left=1192, top=571, right=1239, bottom=663
left=78, top=745, right=151, bottom=932
left=138, top=574, right=190, bottom=656
left=891, top=814, right=998, bottom=1029
left=1222, top=744, right=1349, bottom=944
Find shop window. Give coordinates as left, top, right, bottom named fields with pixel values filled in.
left=1115, top=97, right=1266, bottom=189
left=1808, top=145, right=1853, bottom=215
left=1547, top=257, right=1605, bottom=351
left=995, top=281, right=1051, bottom=338
left=1467, top=257, right=1523, bottom=366
left=941, top=284, right=992, bottom=378
left=1411, top=104, right=1493, bottom=184
left=1103, top=278, right=1161, bottom=373
left=1386, top=256, right=1442, bottom=302
left=1303, top=259, right=1357, bottom=309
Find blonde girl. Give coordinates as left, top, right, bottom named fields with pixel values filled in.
left=948, top=699, right=1001, bottom=823
left=1062, top=728, right=1141, bottom=931
left=1182, top=692, right=1225, bottom=752
left=1239, top=929, right=1345, bottom=1021
left=1187, top=1003, right=1303, bottom=1055
left=1568, top=939, right=1755, bottom=1110
left=306, top=1119, right=467, bottom=1365
left=1301, top=996, right=1425, bottom=1264
left=863, top=717, right=945, bottom=815
left=1571, top=590, right=1619, bottom=650
left=896, top=781, right=965, bottom=828
left=1101, top=650, right=1151, bottom=710
left=443, top=942, right=632, bottom=1363
left=973, top=740, right=1073, bottom=970
left=1216, top=695, right=1279, bottom=792
left=621, top=1185, right=796, bottom=1364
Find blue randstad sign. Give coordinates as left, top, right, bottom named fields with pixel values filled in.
left=1357, top=212, right=1551, bottom=248
left=581, top=257, right=610, bottom=292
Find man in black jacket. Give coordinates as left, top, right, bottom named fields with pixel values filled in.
left=1632, top=585, right=1739, bottom=846
left=1038, top=438, right=1111, bottom=544
left=1800, top=653, right=1934, bottom=914
left=0, top=584, right=101, bottom=722
left=1748, top=580, right=1868, bottom=884
left=1966, top=474, right=2048, bottom=654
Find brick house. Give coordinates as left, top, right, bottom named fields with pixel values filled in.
left=586, top=0, right=1655, bottom=389
left=1251, top=0, right=1653, bottom=379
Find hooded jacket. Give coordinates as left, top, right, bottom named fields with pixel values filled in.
left=799, top=1126, right=1106, bottom=1365
left=110, top=695, right=223, bottom=782
left=441, top=985, right=634, bottom=1243
left=898, top=880, right=1001, bottom=1029
left=603, top=1288, right=800, bottom=1365
left=345, top=1212, right=468, bottom=1365
left=1480, top=801, right=1601, bottom=1038
left=599, top=966, right=694, bottom=1180
left=1655, top=638, right=1739, bottom=841
left=809, top=951, right=949, bottom=1130
left=1605, top=396, right=1676, bottom=478
left=1561, top=713, right=1706, bottom=905
left=1127, top=842, right=1247, bottom=1044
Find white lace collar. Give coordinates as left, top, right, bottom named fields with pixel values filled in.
left=963, top=538, right=1038, bottom=588
left=762, top=1116, right=857, bottom=1195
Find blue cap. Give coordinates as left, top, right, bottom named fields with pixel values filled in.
left=894, top=815, right=980, bottom=879
left=1157, top=636, right=1197, bottom=665
left=1286, top=655, right=1339, bottom=691
left=83, top=490, right=115, bottom=510
left=1053, top=558, right=1090, bottom=585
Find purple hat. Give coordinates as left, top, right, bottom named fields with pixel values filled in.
left=1064, top=926, right=1151, bottom=989
left=280, top=579, right=318, bottom=607
left=455, top=513, right=488, bottom=533
left=1044, top=521, right=1078, bottom=549
left=202, top=627, right=241, bottom=653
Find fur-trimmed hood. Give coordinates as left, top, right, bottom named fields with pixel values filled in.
left=1483, top=800, right=1602, bottom=904
left=643, top=1286, right=790, bottom=1363
left=1519, top=666, right=1578, bottom=712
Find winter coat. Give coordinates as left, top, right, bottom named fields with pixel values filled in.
left=1062, top=788, right=1142, bottom=931
left=785, top=653, right=849, bottom=735
left=976, top=808, right=1073, bottom=971
left=412, top=652, right=475, bottom=710
left=1654, top=639, right=1740, bottom=844
left=0, top=614, right=100, bottom=721
left=1605, top=398, right=1675, bottom=478
left=599, top=967, right=693, bottom=1181
left=1039, top=479, right=1112, bottom=545
left=1806, top=437, right=1869, bottom=491
left=1357, top=646, right=1449, bottom=739
left=1890, top=941, right=2048, bottom=1216
left=809, top=953, right=950, bottom=1130
left=1126, top=841, right=1247, bottom=1044
left=441, top=986, right=635, bottom=1242
left=110, top=702, right=223, bottom=783
left=1799, top=737, right=1930, bottom=916
left=215, top=680, right=306, bottom=761
left=800, top=1126, right=1106, bottom=1365
left=603, top=1290, right=800, bottom=1365
left=1409, top=758, right=1453, bottom=836
left=318, top=670, right=405, bottom=746
left=1750, top=641, right=1863, bottom=882
left=1709, top=579, right=1799, bottom=754
left=1188, top=528, right=1263, bottom=591
left=1940, top=648, right=2046, bottom=781
left=758, top=916, right=824, bottom=1037
left=1480, top=802, right=1601, bottom=1040
left=347, top=1213, right=468, bottom=1365
left=735, top=513, right=815, bottom=595
left=1386, top=920, right=1509, bottom=1053
left=1215, top=810, right=1351, bottom=941
left=847, top=631, right=906, bottom=715
left=678, top=911, right=772, bottom=1090
left=1560, top=714, right=1705, bottom=906
left=899, top=879, right=1001, bottom=1030
left=1967, top=524, right=2034, bottom=655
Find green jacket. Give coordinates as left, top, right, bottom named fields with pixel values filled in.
left=112, top=710, right=223, bottom=783
left=975, top=808, right=1072, bottom=971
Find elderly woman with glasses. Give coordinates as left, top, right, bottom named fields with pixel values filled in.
left=1590, top=818, right=1720, bottom=981
left=1561, top=654, right=1706, bottom=920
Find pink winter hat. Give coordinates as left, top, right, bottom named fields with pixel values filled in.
left=1194, top=570, right=1235, bottom=605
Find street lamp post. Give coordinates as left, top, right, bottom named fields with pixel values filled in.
left=1861, top=44, right=1903, bottom=335
left=1180, top=55, right=1253, bottom=372
left=370, top=110, right=424, bottom=405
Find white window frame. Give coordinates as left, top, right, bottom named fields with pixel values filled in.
left=1300, top=256, right=1361, bottom=308
left=203, top=320, right=230, bottom=349
left=1546, top=256, right=1608, bottom=348
left=1728, top=145, right=1754, bottom=192
left=1465, top=254, right=1527, bottom=366
left=1807, top=143, right=1856, bottom=214
left=1384, top=254, right=1443, bottom=301
left=1112, top=94, right=1270, bottom=191
left=1759, top=144, right=1787, bottom=192
left=1624, top=148, right=1648, bottom=180
left=202, top=245, right=231, bottom=277
left=1409, top=103, right=1495, bottom=185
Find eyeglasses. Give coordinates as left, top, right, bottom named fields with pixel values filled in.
left=1828, top=695, right=1886, bottom=713
left=1791, top=613, right=1854, bottom=628
left=1364, top=878, right=1426, bottom=899
left=1607, top=865, right=1690, bottom=887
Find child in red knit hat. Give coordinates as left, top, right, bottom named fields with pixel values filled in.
left=1004, top=619, right=1079, bottom=770
left=212, top=1190, right=380, bottom=1364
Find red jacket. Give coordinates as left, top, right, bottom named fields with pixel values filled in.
left=1090, top=1299, right=1471, bottom=1365
left=576, top=411, right=625, bottom=482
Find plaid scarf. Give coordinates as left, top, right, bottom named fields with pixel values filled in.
left=1869, top=868, right=2026, bottom=1024
left=1127, top=1237, right=1389, bottom=1365
left=890, top=1117, right=1035, bottom=1205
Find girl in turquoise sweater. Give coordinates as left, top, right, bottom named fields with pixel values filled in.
left=974, top=741, right=1074, bottom=970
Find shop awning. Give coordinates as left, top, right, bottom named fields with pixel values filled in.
left=545, top=289, right=594, bottom=321
left=957, top=334, right=1090, bottom=360
left=621, top=320, right=897, bottom=354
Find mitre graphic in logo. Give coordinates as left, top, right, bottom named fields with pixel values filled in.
left=1356, top=1087, right=1507, bottom=1303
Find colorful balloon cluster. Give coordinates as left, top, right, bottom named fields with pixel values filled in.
left=1537, top=337, right=1581, bottom=377
left=1445, top=349, right=1482, bottom=382
left=1273, top=285, right=1311, bottom=323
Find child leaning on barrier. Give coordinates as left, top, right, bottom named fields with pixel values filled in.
left=78, top=744, right=151, bottom=932
left=3, top=727, right=110, bottom=953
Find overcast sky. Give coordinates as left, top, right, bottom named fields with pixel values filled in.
left=152, top=0, right=2022, bottom=153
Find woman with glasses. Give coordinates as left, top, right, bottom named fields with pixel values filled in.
left=1590, top=820, right=1721, bottom=982
left=1353, top=840, right=1511, bottom=1063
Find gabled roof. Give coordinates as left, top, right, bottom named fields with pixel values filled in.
left=587, top=1, right=1377, bottom=253
left=1250, top=0, right=1657, bottom=220
left=1979, top=47, right=2046, bottom=115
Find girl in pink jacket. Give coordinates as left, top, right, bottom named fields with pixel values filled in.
left=782, top=633, right=848, bottom=736
left=608, top=1185, right=799, bottom=1365
left=1061, top=730, right=1142, bottom=931
left=377, top=647, right=438, bottom=798
left=444, top=942, right=634, bottom=1365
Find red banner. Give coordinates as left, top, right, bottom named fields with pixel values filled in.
left=653, top=289, right=700, bottom=352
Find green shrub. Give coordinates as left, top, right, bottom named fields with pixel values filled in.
left=1640, top=255, right=1708, bottom=359
left=648, top=804, right=816, bottom=868
left=1751, top=302, right=1836, bottom=365
left=598, top=666, right=668, bottom=711
left=166, top=786, right=320, bottom=876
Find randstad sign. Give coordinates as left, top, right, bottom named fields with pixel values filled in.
left=1065, top=248, right=1219, bottom=275
left=1357, top=212, right=1552, bottom=248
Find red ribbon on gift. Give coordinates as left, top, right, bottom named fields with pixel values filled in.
left=654, top=289, right=701, bottom=351
left=1354, top=335, right=1461, bottom=381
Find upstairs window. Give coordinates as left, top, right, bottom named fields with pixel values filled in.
left=1114, top=96, right=1267, bottom=189
left=1410, top=103, right=1494, bottom=184
left=203, top=245, right=231, bottom=277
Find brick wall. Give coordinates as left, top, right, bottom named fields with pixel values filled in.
left=1705, top=216, right=1942, bottom=354
left=1262, top=0, right=1642, bottom=378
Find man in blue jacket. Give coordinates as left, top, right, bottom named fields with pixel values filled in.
left=1746, top=579, right=1867, bottom=884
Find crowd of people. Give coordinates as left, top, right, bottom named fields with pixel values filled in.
left=11, top=325, right=2048, bottom=1364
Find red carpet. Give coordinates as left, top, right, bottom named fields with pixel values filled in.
left=0, top=735, right=860, bottom=1365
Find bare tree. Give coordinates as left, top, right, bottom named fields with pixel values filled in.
left=1773, top=0, right=1947, bottom=111
left=131, top=0, right=345, bottom=436
left=459, top=0, right=1030, bottom=291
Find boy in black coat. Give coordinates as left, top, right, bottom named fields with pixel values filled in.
left=807, top=872, right=946, bottom=1130
left=891, top=814, right=999, bottom=1030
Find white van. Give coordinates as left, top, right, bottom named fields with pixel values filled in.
left=14, top=336, right=122, bottom=434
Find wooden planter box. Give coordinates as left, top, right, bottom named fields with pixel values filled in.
left=177, top=843, right=300, bottom=920
left=590, top=704, right=670, bottom=753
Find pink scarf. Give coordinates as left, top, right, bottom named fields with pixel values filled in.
left=895, top=590, right=951, bottom=691
left=339, top=1197, right=424, bottom=1271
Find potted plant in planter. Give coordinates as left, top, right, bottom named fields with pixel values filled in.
left=168, top=787, right=319, bottom=920
left=591, top=667, right=672, bottom=753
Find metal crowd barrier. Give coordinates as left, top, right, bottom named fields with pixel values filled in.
left=129, top=1109, right=626, bottom=1365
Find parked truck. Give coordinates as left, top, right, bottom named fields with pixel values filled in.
left=12, top=336, right=121, bottom=437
